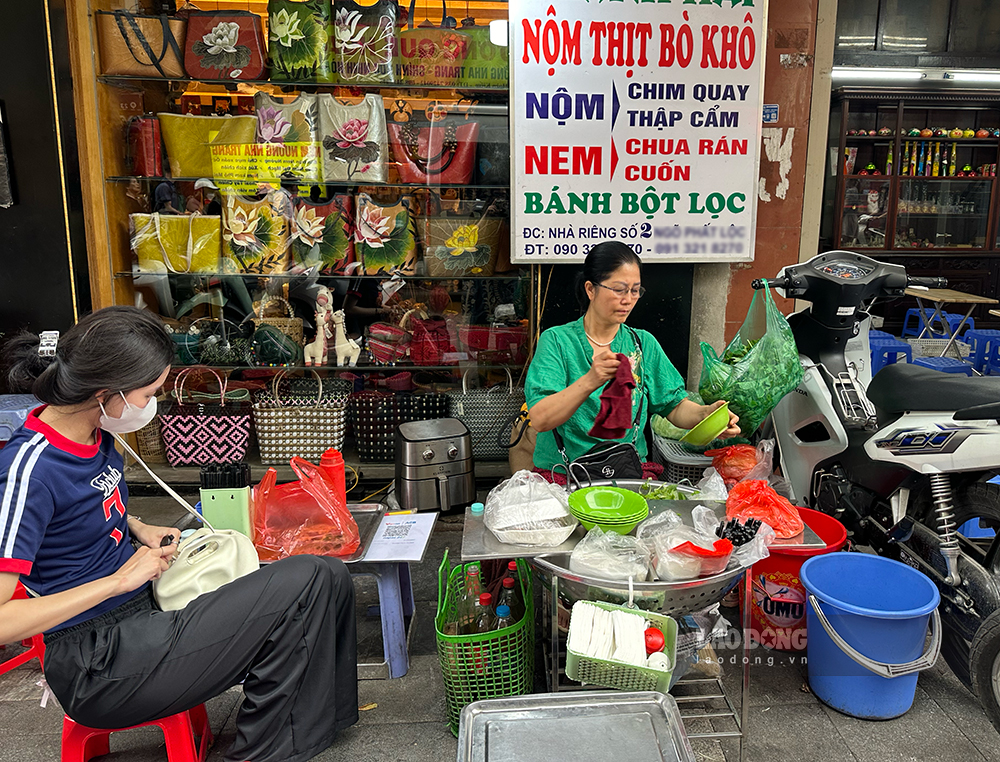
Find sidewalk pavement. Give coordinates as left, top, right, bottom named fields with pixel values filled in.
left=1, top=497, right=998, bottom=762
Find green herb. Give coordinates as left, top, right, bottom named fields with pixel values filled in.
left=640, top=483, right=686, bottom=500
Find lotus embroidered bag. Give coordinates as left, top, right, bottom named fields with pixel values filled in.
left=332, top=0, right=397, bottom=83
left=183, top=11, right=267, bottom=80
left=158, top=367, right=253, bottom=467
left=318, top=93, right=388, bottom=182
left=354, top=193, right=417, bottom=275
left=268, top=0, right=334, bottom=82
left=290, top=194, right=356, bottom=274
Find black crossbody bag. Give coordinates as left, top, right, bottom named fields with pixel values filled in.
left=553, top=327, right=645, bottom=488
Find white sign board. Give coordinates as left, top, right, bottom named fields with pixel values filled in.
left=510, top=0, right=767, bottom=263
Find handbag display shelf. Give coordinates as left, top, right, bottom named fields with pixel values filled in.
left=349, top=390, right=448, bottom=462
left=158, top=367, right=253, bottom=467
left=253, top=370, right=352, bottom=464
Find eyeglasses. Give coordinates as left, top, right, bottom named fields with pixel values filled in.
left=596, top=283, right=646, bottom=299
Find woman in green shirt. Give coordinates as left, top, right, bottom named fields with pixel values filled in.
left=525, top=242, right=739, bottom=472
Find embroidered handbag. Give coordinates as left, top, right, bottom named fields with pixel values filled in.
left=268, top=0, right=334, bottom=82
left=332, top=0, right=397, bottom=83
left=448, top=369, right=526, bottom=461
left=158, top=113, right=258, bottom=177
left=397, top=0, right=470, bottom=86
left=422, top=203, right=504, bottom=276
left=184, top=10, right=267, bottom=80
left=222, top=192, right=291, bottom=274
left=291, top=195, right=356, bottom=274
left=127, top=115, right=162, bottom=178
left=318, top=93, right=388, bottom=182
left=158, top=367, right=253, bottom=467
left=387, top=120, right=480, bottom=184
left=96, top=11, right=186, bottom=78
left=252, top=370, right=351, bottom=464
left=255, top=92, right=320, bottom=144
left=130, top=213, right=222, bottom=274
left=354, top=193, right=418, bottom=275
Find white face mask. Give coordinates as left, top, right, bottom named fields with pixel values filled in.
left=99, top=392, right=158, bottom=434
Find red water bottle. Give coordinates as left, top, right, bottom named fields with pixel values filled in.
left=320, top=448, right=347, bottom=509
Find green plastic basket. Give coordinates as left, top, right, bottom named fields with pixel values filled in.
left=434, top=549, right=535, bottom=736
left=565, top=600, right=678, bottom=693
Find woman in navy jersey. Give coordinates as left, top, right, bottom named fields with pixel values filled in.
left=0, top=306, right=357, bottom=762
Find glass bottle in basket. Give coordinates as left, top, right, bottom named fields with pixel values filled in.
left=456, top=564, right=482, bottom=634
left=496, top=577, right=523, bottom=623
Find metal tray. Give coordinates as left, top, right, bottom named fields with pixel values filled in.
left=344, top=502, right=387, bottom=564
left=457, top=691, right=696, bottom=762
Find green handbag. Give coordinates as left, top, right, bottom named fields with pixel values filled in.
left=252, top=323, right=305, bottom=367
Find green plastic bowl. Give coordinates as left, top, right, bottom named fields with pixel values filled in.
left=576, top=516, right=646, bottom=535
left=568, top=486, right=648, bottom=520
left=680, top=402, right=730, bottom=447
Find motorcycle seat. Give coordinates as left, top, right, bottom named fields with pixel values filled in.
left=868, top=362, right=1000, bottom=415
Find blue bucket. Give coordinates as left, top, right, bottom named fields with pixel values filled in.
left=800, top=553, right=941, bottom=719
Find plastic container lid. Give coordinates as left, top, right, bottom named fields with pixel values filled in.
left=479, top=592, right=493, bottom=606
left=470, top=502, right=485, bottom=515
left=496, top=605, right=511, bottom=617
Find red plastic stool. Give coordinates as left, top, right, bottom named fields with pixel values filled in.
left=0, top=582, right=45, bottom=676
left=61, top=704, right=212, bottom=762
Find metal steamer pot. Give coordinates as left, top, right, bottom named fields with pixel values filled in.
left=530, top=481, right=745, bottom=618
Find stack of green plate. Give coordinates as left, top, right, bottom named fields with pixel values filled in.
left=567, top=486, right=649, bottom=535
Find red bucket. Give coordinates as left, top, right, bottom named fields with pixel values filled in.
left=744, top=507, right=847, bottom=651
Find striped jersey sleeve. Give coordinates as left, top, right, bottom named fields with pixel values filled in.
left=0, top=432, right=55, bottom=575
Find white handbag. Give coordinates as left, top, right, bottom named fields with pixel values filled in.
left=114, top=434, right=259, bottom=611
left=318, top=93, right=388, bottom=183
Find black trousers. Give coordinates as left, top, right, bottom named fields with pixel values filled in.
left=44, top=555, right=359, bottom=762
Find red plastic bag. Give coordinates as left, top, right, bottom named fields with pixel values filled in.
left=253, top=457, right=360, bottom=561
left=725, top=479, right=804, bottom=539
left=704, top=444, right=758, bottom=487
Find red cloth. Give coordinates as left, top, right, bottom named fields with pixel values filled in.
left=588, top=354, right=636, bottom=440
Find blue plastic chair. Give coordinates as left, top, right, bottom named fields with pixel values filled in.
left=901, top=309, right=975, bottom=339
left=912, top=356, right=973, bottom=375
left=963, top=328, right=1000, bottom=373
left=869, top=336, right=912, bottom=375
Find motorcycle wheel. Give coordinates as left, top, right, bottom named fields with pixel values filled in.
left=954, top=481, right=1000, bottom=575
left=970, top=609, right=1000, bottom=734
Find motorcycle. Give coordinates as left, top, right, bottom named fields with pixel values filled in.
left=759, top=250, right=1000, bottom=732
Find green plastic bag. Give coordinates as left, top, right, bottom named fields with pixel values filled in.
left=698, top=284, right=803, bottom=435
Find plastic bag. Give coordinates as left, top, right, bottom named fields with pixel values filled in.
left=253, top=457, right=360, bottom=561
left=635, top=509, right=683, bottom=544
left=725, top=479, right=804, bottom=539
left=731, top=521, right=775, bottom=568
left=650, top=526, right=733, bottom=581
left=698, top=284, right=804, bottom=435
left=694, top=468, right=729, bottom=501
left=484, top=470, right=578, bottom=546
left=703, top=444, right=759, bottom=487
left=569, top=526, right=650, bottom=581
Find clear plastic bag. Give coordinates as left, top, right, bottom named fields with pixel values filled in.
left=569, top=526, right=650, bottom=581
left=651, top=526, right=733, bottom=581
left=253, top=456, right=360, bottom=560
left=635, top=509, right=683, bottom=544
left=695, top=468, right=729, bottom=500
left=484, top=469, right=578, bottom=546
left=731, top=521, right=775, bottom=568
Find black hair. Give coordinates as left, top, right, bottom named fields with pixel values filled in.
left=4, top=306, right=175, bottom=407
left=575, top=241, right=643, bottom=311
